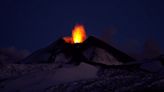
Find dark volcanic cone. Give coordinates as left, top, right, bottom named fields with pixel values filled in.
left=20, top=36, right=135, bottom=66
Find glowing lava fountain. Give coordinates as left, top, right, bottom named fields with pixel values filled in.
left=63, top=24, right=87, bottom=44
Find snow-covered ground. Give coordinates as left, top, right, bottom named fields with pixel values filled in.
left=0, top=60, right=164, bottom=92
left=0, top=63, right=98, bottom=92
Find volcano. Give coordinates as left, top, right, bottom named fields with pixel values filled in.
left=1, top=24, right=164, bottom=92
left=20, top=36, right=135, bottom=66
left=20, top=24, right=134, bottom=65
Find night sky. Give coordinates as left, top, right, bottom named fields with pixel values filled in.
left=0, top=0, right=164, bottom=54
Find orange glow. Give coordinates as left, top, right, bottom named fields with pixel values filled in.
left=63, top=24, right=87, bottom=44
left=63, top=36, right=73, bottom=44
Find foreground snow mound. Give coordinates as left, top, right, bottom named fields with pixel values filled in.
left=0, top=63, right=98, bottom=92
left=0, top=61, right=164, bottom=92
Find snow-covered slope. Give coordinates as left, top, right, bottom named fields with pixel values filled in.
left=83, top=47, right=122, bottom=65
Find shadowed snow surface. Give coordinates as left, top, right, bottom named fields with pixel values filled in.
left=0, top=60, right=164, bottom=92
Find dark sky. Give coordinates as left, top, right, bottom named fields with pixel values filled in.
left=0, top=0, right=164, bottom=54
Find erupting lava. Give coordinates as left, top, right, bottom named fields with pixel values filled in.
left=64, top=24, right=87, bottom=44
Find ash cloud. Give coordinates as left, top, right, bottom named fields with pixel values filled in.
left=0, top=47, right=30, bottom=64
left=99, top=27, right=161, bottom=60
left=143, top=38, right=161, bottom=59
left=127, top=38, right=161, bottom=60
left=99, top=26, right=117, bottom=44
